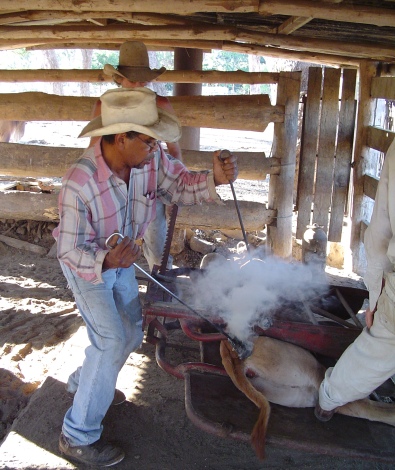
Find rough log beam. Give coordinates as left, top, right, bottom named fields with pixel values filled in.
left=0, top=11, right=190, bottom=26
left=27, top=43, right=178, bottom=52
left=371, top=77, right=395, bottom=100
left=0, top=92, right=283, bottom=132
left=272, top=16, right=313, bottom=35
left=271, top=0, right=345, bottom=37
left=0, top=38, right=360, bottom=68
left=0, top=1, right=258, bottom=15
left=0, top=191, right=273, bottom=229
left=221, top=41, right=359, bottom=68
left=0, top=69, right=280, bottom=84
left=0, top=25, right=391, bottom=60
left=259, top=0, right=395, bottom=28
left=0, top=144, right=279, bottom=180
left=0, top=1, right=393, bottom=28
left=366, top=126, right=395, bottom=154
left=176, top=201, right=275, bottom=231
left=363, top=174, right=378, bottom=201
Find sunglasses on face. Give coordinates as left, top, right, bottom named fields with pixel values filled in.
left=136, top=135, right=160, bottom=151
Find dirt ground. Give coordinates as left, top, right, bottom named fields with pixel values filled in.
left=1, top=123, right=393, bottom=468
left=1, top=219, right=394, bottom=470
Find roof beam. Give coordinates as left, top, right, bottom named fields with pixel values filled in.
left=0, top=1, right=258, bottom=15
left=0, top=11, right=190, bottom=26
left=270, top=0, right=344, bottom=36
left=259, top=0, right=395, bottom=28
left=2, top=1, right=391, bottom=28
left=0, top=24, right=391, bottom=60
left=0, top=38, right=360, bottom=68
left=271, top=16, right=313, bottom=35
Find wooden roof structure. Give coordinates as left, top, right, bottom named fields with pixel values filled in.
left=0, top=1, right=394, bottom=67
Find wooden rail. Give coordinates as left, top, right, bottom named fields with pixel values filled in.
left=0, top=69, right=281, bottom=84
left=0, top=190, right=275, bottom=229
left=0, top=144, right=278, bottom=180
left=0, top=92, right=283, bottom=132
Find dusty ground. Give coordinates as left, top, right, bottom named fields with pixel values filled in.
left=1, top=123, right=393, bottom=469
left=2, top=219, right=394, bottom=470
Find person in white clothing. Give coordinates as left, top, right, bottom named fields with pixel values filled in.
left=315, top=139, right=395, bottom=421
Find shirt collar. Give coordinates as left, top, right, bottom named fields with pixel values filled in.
left=94, top=138, right=113, bottom=183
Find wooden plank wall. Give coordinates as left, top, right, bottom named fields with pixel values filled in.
left=329, top=69, right=357, bottom=241
left=296, top=67, right=357, bottom=242
left=361, top=75, right=395, bottom=217
left=349, top=72, right=395, bottom=275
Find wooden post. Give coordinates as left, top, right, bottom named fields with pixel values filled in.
left=268, top=71, right=301, bottom=258
left=296, top=67, right=322, bottom=239
left=350, top=60, right=377, bottom=275
left=174, top=48, right=203, bottom=150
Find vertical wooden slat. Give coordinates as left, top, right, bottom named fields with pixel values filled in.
left=268, top=71, right=301, bottom=258
left=313, top=68, right=341, bottom=230
left=351, top=60, right=377, bottom=275
left=328, top=68, right=357, bottom=242
left=296, top=67, right=322, bottom=239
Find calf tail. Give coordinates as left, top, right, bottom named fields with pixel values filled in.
left=220, top=340, right=271, bottom=460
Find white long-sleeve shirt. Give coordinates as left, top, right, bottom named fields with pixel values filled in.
left=364, top=139, right=395, bottom=309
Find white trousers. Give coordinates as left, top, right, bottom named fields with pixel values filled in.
left=319, top=288, right=395, bottom=411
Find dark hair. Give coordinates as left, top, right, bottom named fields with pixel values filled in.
left=102, top=130, right=140, bottom=144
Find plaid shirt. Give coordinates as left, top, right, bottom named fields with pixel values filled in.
left=53, top=140, right=220, bottom=284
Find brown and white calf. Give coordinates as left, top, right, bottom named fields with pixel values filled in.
left=220, top=336, right=395, bottom=460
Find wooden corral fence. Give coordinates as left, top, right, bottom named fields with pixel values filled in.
left=0, top=70, right=300, bottom=259
left=351, top=68, right=395, bottom=273
left=296, top=66, right=357, bottom=243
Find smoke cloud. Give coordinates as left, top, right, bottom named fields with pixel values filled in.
left=187, top=253, right=329, bottom=344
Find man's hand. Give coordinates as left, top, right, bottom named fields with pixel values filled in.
left=103, top=236, right=141, bottom=269
left=366, top=277, right=385, bottom=328
left=365, top=307, right=376, bottom=329
left=213, top=150, right=238, bottom=186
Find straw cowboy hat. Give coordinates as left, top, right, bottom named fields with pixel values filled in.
left=79, top=87, right=181, bottom=142
left=103, top=41, right=166, bottom=82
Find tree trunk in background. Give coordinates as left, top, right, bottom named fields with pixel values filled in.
left=248, top=54, right=261, bottom=94
left=80, top=49, right=93, bottom=96
left=148, top=51, right=168, bottom=97
left=43, top=50, right=63, bottom=95
left=174, top=48, right=203, bottom=150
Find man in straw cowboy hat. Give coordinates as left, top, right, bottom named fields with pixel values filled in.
left=91, top=41, right=181, bottom=272
left=53, top=87, right=238, bottom=467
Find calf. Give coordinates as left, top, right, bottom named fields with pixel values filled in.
left=220, top=336, right=395, bottom=459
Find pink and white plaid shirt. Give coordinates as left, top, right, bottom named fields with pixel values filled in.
left=53, top=140, right=220, bottom=284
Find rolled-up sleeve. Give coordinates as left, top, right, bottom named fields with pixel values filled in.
left=156, top=149, right=223, bottom=206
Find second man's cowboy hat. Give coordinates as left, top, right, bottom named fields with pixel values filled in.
left=103, top=41, right=166, bottom=83
left=79, top=88, right=181, bottom=143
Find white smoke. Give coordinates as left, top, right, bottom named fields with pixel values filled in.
left=188, top=254, right=329, bottom=344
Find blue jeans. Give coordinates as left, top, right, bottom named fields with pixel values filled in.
left=60, top=262, right=143, bottom=446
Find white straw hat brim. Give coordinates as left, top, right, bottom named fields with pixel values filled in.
left=79, top=106, right=181, bottom=143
